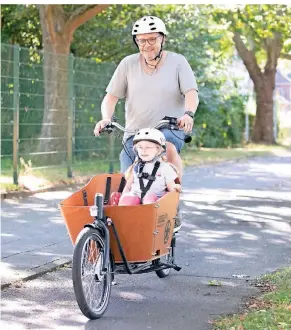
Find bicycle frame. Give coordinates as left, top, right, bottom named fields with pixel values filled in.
left=97, top=118, right=184, bottom=274
left=88, top=193, right=181, bottom=276
left=59, top=118, right=185, bottom=320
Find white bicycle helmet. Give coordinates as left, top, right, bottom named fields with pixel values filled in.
left=133, top=128, right=166, bottom=149
left=132, top=16, right=167, bottom=36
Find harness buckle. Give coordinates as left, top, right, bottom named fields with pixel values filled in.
left=146, top=175, right=156, bottom=181
left=138, top=172, right=156, bottom=181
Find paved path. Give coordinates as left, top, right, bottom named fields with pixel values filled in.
left=1, top=155, right=291, bottom=329
left=1, top=188, right=76, bottom=287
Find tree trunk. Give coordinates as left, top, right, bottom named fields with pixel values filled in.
left=252, top=74, right=275, bottom=143
left=37, top=5, right=108, bottom=165
left=233, top=31, right=282, bottom=145
left=40, top=40, right=72, bottom=164
left=39, top=42, right=71, bottom=164
left=38, top=6, right=72, bottom=164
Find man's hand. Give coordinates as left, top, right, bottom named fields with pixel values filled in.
left=177, top=114, right=194, bottom=133
left=93, top=119, right=111, bottom=137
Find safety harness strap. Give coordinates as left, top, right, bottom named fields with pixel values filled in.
left=118, top=177, right=126, bottom=193
left=82, top=190, right=88, bottom=206
left=139, top=161, right=160, bottom=203
left=104, top=177, right=111, bottom=205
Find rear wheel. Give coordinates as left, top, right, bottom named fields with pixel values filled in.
left=155, top=235, right=176, bottom=278
left=72, top=227, right=112, bottom=319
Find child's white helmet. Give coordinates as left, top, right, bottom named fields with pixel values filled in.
left=133, top=128, right=166, bottom=149
left=132, top=16, right=167, bottom=36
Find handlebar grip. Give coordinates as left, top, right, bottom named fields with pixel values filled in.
left=103, top=127, right=113, bottom=133
left=100, top=124, right=114, bottom=134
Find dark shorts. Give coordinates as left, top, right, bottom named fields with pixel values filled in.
left=119, top=128, right=185, bottom=173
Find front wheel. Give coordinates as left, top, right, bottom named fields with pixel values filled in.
left=155, top=235, right=176, bottom=278
left=72, top=227, right=112, bottom=319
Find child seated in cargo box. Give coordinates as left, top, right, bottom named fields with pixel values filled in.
left=111, top=128, right=181, bottom=206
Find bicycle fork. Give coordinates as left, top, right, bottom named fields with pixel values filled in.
left=88, top=193, right=110, bottom=275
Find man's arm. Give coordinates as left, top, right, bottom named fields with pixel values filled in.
left=178, top=90, right=199, bottom=132
left=101, top=93, right=119, bottom=120
left=185, top=89, right=199, bottom=115
left=94, top=93, right=119, bottom=136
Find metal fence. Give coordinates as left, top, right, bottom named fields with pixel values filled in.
left=1, top=43, right=125, bottom=184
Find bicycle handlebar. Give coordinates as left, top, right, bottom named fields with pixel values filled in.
left=101, top=117, right=192, bottom=143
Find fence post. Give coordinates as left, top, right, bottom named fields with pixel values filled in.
left=108, top=115, right=117, bottom=174
left=273, top=89, right=278, bottom=143
left=13, top=44, right=20, bottom=185
left=67, top=53, right=74, bottom=178
left=109, top=133, right=115, bottom=174
left=244, top=104, right=249, bottom=143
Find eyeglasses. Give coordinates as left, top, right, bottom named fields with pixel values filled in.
left=135, top=36, right=161, bottom=47
left=136, top=146, right=158, bottom=152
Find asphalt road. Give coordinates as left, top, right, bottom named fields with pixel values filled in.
left=2, top=154, right=291, bottom=330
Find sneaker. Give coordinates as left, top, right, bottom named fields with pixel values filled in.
left=173, top=207, right=182, bottom=233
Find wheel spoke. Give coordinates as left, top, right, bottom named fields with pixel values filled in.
left=73, top=228, right=111, bottom=319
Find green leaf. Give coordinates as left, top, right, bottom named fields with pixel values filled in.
left=208, top=280, right=222, bottom=286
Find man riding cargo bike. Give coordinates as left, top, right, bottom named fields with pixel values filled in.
left=94, top=15, right=199, bottom=229
left=59, top=15, right=199, bottom=320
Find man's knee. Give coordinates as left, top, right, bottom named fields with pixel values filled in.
left=120, top=138, right=135, bottom=173
left=120, top=150, right=133, bottom=173
left=166, top=141, right=183, bottom=180
left=166, top=141, right=178, bottom=160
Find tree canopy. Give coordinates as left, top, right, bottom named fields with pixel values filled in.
left=211, top=4, right=291, bottom=142
left=2, top=4, right=290, bottom=148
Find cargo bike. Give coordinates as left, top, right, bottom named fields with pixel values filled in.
left=59, top=117, right=191, bottom=320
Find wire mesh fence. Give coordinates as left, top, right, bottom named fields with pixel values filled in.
left=1, top=43, right=125, bottom=184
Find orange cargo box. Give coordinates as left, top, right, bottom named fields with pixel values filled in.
left=59, top=173, right=179, bottom=263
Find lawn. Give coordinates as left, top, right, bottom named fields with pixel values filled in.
left=213, top=267, right=291, bottom=330
left=1, top=144, right=290, bottom=192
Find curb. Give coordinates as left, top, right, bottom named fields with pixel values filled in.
left=1, top=176, right=91, bottom=200
left=1, top=258, right=72, bottom=290
left=1, top=185, right=71, bottom=200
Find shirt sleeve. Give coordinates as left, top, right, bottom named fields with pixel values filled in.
left=178, top=55, right=199, bottom=95
left=105, top=57, right=127, bottom=99
left=163, top=163, right=178, bottom=184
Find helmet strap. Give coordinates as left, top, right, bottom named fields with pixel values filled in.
left=133, top=34, right=165, bottom=65
left=146, top=35, right=164, bottom=62
left=144, top=54, right=162, bottom=72
left=154, top=35, right=165, bottom=60
left=133, top=36, right=139, bottom=49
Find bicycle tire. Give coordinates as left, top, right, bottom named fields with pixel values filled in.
left=72, top=227, right=112, bottom=319
left=155, top=235, right=176, bottom=278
